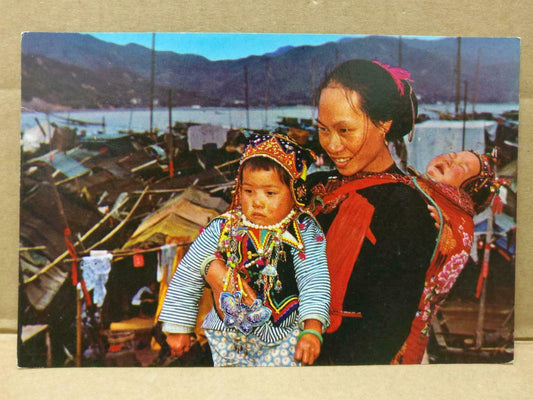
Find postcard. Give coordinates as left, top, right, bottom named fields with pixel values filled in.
left=18, top=32, right=518, bottom=368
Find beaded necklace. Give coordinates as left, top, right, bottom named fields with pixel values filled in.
left=217, top=208, right=297, bottom=300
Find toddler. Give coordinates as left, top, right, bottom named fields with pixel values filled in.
left=159, top=134, right=330, bottom=367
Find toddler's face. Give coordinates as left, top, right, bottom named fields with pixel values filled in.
left=426, top=151, right=481, bottom=188
left=240, top=165, right=295, bottom=226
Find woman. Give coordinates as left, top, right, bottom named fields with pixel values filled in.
left=204, top=60, right=494, bottom=365
left=306, top=59, right=439, bottom=365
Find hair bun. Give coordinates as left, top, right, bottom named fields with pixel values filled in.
left=387, top=81, right=418, bottom=141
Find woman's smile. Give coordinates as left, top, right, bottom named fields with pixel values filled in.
left=317, top=85, right=393, bottom=176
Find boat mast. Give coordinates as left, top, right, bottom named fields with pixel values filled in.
left=454, top=37, right=462, bottom=115
left=462, top=80, right=468, bottom=151
left=149, top=33, right=156, bottom=140
left=264, top=57, right=270, bottom=129
left=311, top=57, right=317, bottom=121
left=244, top=65, right=250, bottom=129
left=167, top=89, right=174, bottom=177
left=398, top=36, right=403, bottom=67
left=473, top=50, right=481, bottom=114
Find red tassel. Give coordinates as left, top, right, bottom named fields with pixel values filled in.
left=476, top=246, right=491, bottom=298
left=169, top=160, right=174, bottom=178
left=133, top=253, right=145, bottom=268
left=108, top=344, right=122, bottom=353
left=71, top=262, right=78, bottom=286
left=492, top=195, right=503, bottom=215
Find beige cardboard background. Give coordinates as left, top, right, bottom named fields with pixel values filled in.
left=2, top=0, right=532, bottom=398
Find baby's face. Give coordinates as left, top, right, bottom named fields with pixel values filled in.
left=426, top=151, right=481, bottom=188
left=240, top=165, right=295, bottom=227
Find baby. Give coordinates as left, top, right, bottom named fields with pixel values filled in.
left=420, top=149, right=498, bottom=226
left=393, top=149, right=498, bottom=364
left=159, top=134, right=330, bottom=367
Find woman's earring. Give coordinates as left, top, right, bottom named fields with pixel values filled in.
left=383, top=130, right=389, bottom=146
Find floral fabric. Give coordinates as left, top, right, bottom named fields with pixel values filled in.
left=205, top=326, right=301, bottom=367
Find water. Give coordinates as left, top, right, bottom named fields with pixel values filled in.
left=20, top=106, right=317, bottom=136
left=418, top=102, right=519, bottom=119
left=21, top=103, right=518, bottom=136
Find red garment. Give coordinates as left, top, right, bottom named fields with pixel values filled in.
left=325, top=191, right=374, bottom=332
left=314, top=176, right=404, bottom=333
left=392, top=178, right=474, bottom=364
left=313, top=174, right=474, bottom=364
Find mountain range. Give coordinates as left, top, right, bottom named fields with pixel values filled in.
left=21, top=33, right=520, bottom=111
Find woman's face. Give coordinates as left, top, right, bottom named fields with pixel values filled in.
left=426, top=151, right=481, bottom=188
left=317, top=85, right=393, bottom=176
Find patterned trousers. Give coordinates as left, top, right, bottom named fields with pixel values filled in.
left=204, top=327, right=301, bottom=367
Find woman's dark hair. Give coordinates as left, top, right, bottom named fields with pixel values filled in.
left=314, top=59, right=418, bottom=140
left=240, top=156, right=291, bottom=187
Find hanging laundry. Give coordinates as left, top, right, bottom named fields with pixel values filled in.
left=80, top=251, right=113, bottom=307
left=157, top=243, right=177, bottom=283
left=131, top=286, right=154, bottom=306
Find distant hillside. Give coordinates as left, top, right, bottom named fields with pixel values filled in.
left=21, top=53, right=219, bottom=110
left=21, top=33, right=520, bottom=111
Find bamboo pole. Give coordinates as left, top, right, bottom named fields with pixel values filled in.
left=63, top=241, right=192, bottom=261
left=19, top=246, right=46, bottom=252
left=23, top=194, right=131, bottom=284
left=214, top=158, right=240, bottom=170
left=45, top=330, right=52, bottom=368
left=55, top=170, right=91, bottom=186
left=475, top=207, right=494, bottom=349
left=131, top=159, right=158, bottom=173
left=131, top=181, right=234, bottom=195
left=85, top=186, right=149, bottom=251
left=76, top=284, right=82, bottom=367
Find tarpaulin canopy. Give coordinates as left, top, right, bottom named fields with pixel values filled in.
left=32, top=150, right=89, bottom=178
left=122, top=187, right=227, bottom=249
left=187, top=124, right=228, bottom=151
left=22, top=120, right=56, bottom=153
left=471, top=209, right=516, bottom=261
left=405, top=120, right=498, bottom=173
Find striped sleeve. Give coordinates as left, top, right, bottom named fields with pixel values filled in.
left=158, top=218, right=223, bottom=333
left=293, top=215, right=331, bottom=332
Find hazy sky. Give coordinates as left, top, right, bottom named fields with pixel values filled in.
left=88, top=32, right=444, bottom=61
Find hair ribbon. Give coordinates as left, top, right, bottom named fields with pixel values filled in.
left=372, top=60, right=413, bottom=95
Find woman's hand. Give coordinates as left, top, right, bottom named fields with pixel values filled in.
left=166, top=333, right=193, bottom=357
left=427, top=204, right=441, bottom=230
left=294, top=319, right=323, bottom=366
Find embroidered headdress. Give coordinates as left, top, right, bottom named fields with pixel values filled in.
left=461, top=150, right=499, bottom=213
left=230, top=133, right=316, bottom=208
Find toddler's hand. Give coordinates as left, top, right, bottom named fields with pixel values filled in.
left=205, top=259, right=257, bottom=317
left=166, top=333, right=193, bottom=357
left=295, top=331, right=321, bottom=366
